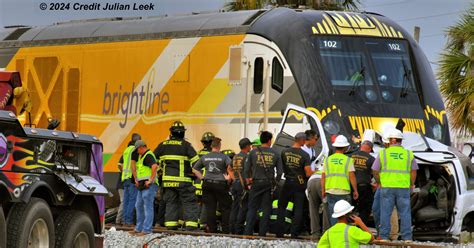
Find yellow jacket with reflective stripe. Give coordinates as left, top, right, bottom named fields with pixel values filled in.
left=324, top=153, right=351, bottom=191
left=136, top=150, right=158, bottom=184
left=318, top=223, right=372, bottom=248
left=379, top=146, right=413, bottom=188
left=121, top=145, right=135, bottom=181
left=154, top=138, right=199, bottom=185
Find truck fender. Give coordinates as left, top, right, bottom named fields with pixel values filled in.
left=20, top=181, right=57, bottom=205
left=0, top=181, right=12, bottom=201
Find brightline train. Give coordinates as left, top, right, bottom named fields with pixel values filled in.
left=0, top=8, right=449, bottom=189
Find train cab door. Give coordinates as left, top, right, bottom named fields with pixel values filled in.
left=230, top=40, right=285, bottom=138
left=273, top=103, right=329, bottom=164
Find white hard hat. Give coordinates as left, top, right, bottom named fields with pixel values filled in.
left=332, top=200, right=354, bottom=218
left=382, top=127, right=394, bottom=144
left=332, top=135, right=350, bottom=148
left=388, top=129, right=403, bottom=140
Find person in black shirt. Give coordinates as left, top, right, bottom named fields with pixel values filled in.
left=243, top=131, right=283, bottom=236
left=229, top=138, right=252, bottom=234
left=276, top=132, right=312, bottom=238
left=350, top=140, right=375, bottom=224
left=193, top=137, right=233, bottom=233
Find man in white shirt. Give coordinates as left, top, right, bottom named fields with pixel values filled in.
left=302, top=130, right=329, bottom=238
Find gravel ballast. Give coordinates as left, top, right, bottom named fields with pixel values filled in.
left=104, top=228, right=316, bottom=248
left=104, top=228, right=474, bottom=248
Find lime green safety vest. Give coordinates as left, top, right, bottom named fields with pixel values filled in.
left=324, top=153, right=351, bottom=191
left=379, top=146, right=413, bottom=188
left=137, top=150, right=158, bottom=185
left=319, top=223, right=372, bottom=248
left=121, top=145, right=135, bottom=182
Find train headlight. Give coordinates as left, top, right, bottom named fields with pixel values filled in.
left=432, top=124, right=442, bottom=141
left=382, top=90, right=393, bottom=102
left=365, top=89, right=377, bottom=102
left=323, top=120, right=340, bottom=135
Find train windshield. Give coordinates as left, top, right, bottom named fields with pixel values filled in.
left=316, top=36, right=418, bottom=105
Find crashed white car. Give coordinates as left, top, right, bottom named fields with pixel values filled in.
left=274, top=103, right=474, bottom=242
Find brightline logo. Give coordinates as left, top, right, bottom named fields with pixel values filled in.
left=102, top=82, right=169, bottom=128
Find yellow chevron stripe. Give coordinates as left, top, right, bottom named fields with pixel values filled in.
left=317, top=23, right=326, bottom=34
left=322, top=20, right=333, bottom=34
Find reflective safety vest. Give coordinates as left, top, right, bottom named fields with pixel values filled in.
left=193, top=149, right=210, bottom=195
left=321, top=223, right=372, bottom=248
left=379, top=146, right=413, bottom=188
left=324, top=153, right=351, bottom=191
left=121, top=145, right=135, bottom=182
left=136, top=150, right=158, bottom=185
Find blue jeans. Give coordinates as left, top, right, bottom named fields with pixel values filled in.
left=372, top=188, right=381, bottom=234
left=380, top=188, right=412, bottom=240
left=135, top=183, right=158, bottom=233
left=123, top=179, right=138, bottom=225
left=326, top=194, right=351, bottom=226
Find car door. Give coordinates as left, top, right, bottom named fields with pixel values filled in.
left=273, top=103, right=329, bottom=165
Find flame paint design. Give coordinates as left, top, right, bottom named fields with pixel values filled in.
left=0, top=171, right=31, bottom=193
left=1, top=135, right=53, bottom=195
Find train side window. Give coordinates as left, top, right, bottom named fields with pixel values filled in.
left=253, top=57, right=264, bottom=94
left=271, top=57, right=283, bottom=93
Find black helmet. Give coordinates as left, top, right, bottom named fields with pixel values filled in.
left=169, top=121, right=186, bottom=132
left=201, top=132, right=215, bottom=142
left=222, top=149, right=235, bottom=160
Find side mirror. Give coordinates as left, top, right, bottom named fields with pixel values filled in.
left=462, top=143, right=473, bottom=159
left=280, top=108, right=285, bottom=116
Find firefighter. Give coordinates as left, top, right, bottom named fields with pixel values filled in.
left=193, top=137, right=233, bottom=233
left=153, top=121, right=200, bottom=230
left=350, top=140, right=375, bottom=225
left=130, top=140, right=159, bottom=236
left=321, top=135, right=359, bottom=227
left=276, top=132, right=312, bottom=238
left=222, top=149, right=235, bottom=160
left=118, top=133, right=141, bottom=226
left=243, top=131, right=283, bottom=236
left=194, top=132, right=214, bottom=229
left=229, top=138, right=252, bottom=234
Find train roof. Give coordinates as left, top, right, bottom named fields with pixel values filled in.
left=0, top=10, right=264, bottom=46
left=0, top=8, right=409, bottom=48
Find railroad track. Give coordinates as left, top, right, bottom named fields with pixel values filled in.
left=105, top=224, right=445, bottom=247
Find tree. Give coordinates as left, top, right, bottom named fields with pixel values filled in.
left=224, top=0, right=359, bottom=11
left=438, top=5, right=474, bottom=136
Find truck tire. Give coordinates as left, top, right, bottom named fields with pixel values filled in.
left=6, top=197, right=55, bottom=248
left=0, top=205, right=6, bottom=248
left=55, top=210, right=95, bottom=248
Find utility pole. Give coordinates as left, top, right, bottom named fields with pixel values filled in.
left=414, top=26, right=420, bottom=43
